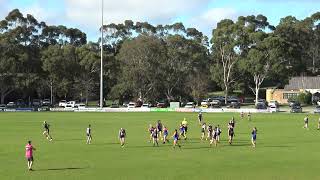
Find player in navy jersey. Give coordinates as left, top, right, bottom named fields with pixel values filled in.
left=251, top=127, right=258, bottom=148
left=152, top=128, right=159, bottom=146
left=119, top=128, right=126, bottom=147
left=172, top=129, right=181, bottom=149
left=163, top=126, right=169, bottom=144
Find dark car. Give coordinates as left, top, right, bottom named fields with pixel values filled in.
left=291, top=104, right=302, bottom=113
left=111, top=102, right=119, bottom=108
left=314, top=106, right=320, bottom=114
left=16, top=99, right=26, bottom=107
left=32, top=99, right=41, bottom=107
left=42, top=99, right=51, bottom=106
left=227, top=101, right=240, bottom=109
left=0, top=104, right=6, bottom=111
left=256, top=103, right=267, bottom=109
left=288, top=100, right=299, bottom=107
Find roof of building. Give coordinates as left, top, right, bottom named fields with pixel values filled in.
left=284, top=76, right=320, bottom=90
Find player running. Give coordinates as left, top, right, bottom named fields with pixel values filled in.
left=210, top=127, right=219, bottom=147
left=156, top=120, right=163, bottom=140
left=172, top=129, right=181, bottom=149
left=198, top=112, right=203, bottom=125
left=303, top=115, right=309, bottom=129
left=201, top=123, right=206, bottom=140
left=25, top=140, right=36, bottom=171
left=216, top=125, right=222, bottom=143
left=119, top=128, right=126, bottom=147
left=248, top=112, right=251, bottom=121
left=240, top=112, right=244, bottom=120
left=179, top=124, right=186, bottom=140
left=182, top=118, right=188, bottom=140
left=251, top=127, right=258, bottom=148
left=163, top=126, right=169, bottom=144
left=206, top=124, right=213, bottom=141
left=42, top=121, right=53, bottom=141
left=152, top=128, right=159, bottom=146
left=228, top=123, right=235, bottom=145
left=148, top=124, right=154, bottom=142
left=86, top=124, right=92, bottom=144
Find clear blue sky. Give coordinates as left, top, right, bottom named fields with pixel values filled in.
left=1, top=0, right=319, bottom=41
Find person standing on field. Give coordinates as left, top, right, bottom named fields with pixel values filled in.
left=303, top=115, right=309, bottom=129
left=317, top=117, right=320, bottom=130
left=251, top=127, right=258, bottom=148
left=42, top=121, right=53, bottom=141
left=25, top=141, right=36, bottom=171
left=119, top=128, right=126, bottom=147
left=86, top=124, right=92, bottom=144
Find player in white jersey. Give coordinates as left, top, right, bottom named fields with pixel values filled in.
left=86, top=124, right=92, bottom=144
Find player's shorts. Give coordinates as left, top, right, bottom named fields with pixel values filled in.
left=87, top=133, right=91, bottom=137
left=27, top=156, right=33, bottom=161
left=201, top=129, right=205, bottom=133
left=252, top=135, right=257, bottom=141
left=158, top=128, right=162, bottom=132
left=184, top=127, right=188, bottom=132
left=119, top=135, right=125, bottom=138
left=174, top=137, right=178, bottom=141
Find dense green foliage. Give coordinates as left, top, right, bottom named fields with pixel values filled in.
left=1, top=112, right=320, bottom=180
left=0, top=9, right=320, bottom=104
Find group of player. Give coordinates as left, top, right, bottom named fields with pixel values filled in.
left=148, top=119, right=189, bottom=149
left=26, top=112, right=258, bottom=171
left=197, top=112, right=257, bottom=147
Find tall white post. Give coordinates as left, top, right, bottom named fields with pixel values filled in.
left=100, top=0, right=104, bottom=108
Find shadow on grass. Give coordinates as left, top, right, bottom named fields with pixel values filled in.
left=36, top=167, right=87, bottom=171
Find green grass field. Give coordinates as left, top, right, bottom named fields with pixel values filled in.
left=1, top=112, right=320, bottom=180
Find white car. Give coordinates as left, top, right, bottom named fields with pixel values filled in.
left=59, top=100, right=67, bottom=107
left=141, top=103, right=150, bottom=108
left=65, top=101, right=76, bottom=108
left=185, top=102, right=195, bottom=108
left=128, top=102, right=136, bottom=108
left=269, top=105, right=279, bottom=113
left=268, top=100, right=279, bottom=107
left=75, top=103, right=86, bottom=109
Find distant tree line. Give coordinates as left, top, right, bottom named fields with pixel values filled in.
left=0, top=9, right=319, bottom=105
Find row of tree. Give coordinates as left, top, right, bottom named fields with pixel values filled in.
left=0, top=9, right=319, bottom=105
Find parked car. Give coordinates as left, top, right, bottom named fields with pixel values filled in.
left=255, top=99, right=267, bottom=105
left=291, top=104, right=302, bottom=113
left=185, top=102, right=195, bottom=108
left=288, top=100, right=299, bottom=107
left=256, top=103, right=267, bottom=109
left=156, top=102, right=166, bottom=108
left=128, top=102, right=136, bottom=108
left=210, top=100, right=221, bottom=108
left=269, top=105, right=279, bottom=113
left=32, top=99, right=41, bottom=107
left=59, top=100, right=67, bottom=107
left=111, top=102, right=119, bottom=108
left=75, top=103, right=86, bottom=109
left=65, top=101, right=76, bottom=108
left=42, top=99, right=51, bottom=106
left=141, top=103, right=150, bottom=108
left=227, top=101, right=240, bottom=109
left=317, top=101, right=320, bottom=106
left=6, top=102, right=15, bottom=108
left=268, top=100, right=279, bottom=107
left=0, top=104, right=6, bottom=110
left=314, top=106, right=320, bottom=114
left=201, top=100, right=210, bottom=107
left=16, top=99, right=25, bottom=107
